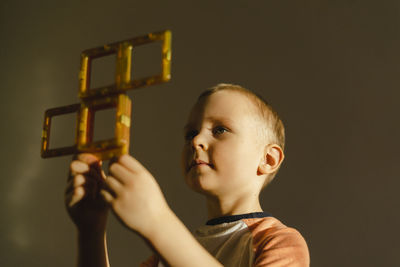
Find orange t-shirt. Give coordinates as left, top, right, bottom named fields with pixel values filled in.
left=141, top=212, right=309, bottom=267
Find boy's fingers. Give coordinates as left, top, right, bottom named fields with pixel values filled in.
left=100, top=189, right=114, bottom=204
left=108, top=156, right=119, bottom=167
left=77, top=153, right=101, bottom=165
left=90, top=162, right=106, bottom=182
left=65, top=174, right=86, bottom=195
left=69, top=160, right=89, bottom=177
left=69, top=156, right=104, bottom=180
left=66, top=187, right=85, bottom=207
left=101, top=169, right=107, bottom=180
left=104, top=175, right=123, bottom=195
left=109, top=163, right=133, bottom=185
left=118, top=154, right=146, bottom=174
left=75, top=174, right=86, bottom=186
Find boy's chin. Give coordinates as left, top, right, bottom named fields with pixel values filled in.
left=184, top=175, right=217, bottom=195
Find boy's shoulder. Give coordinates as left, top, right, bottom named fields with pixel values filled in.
left=243, top=215, right=302, bottom=240
left=242, top=216, right=307, bottom=248
left=244, top=216, right=310, bottom=266
left=194, top=214, right=309, bottom=266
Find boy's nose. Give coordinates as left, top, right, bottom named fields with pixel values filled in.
left=192, top=133, right=208, bottom=151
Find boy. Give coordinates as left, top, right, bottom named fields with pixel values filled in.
left=66, top=83, right=310, bottom=266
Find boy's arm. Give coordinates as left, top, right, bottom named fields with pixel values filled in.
left=66, top=154, right=110, bottom=267
left=101, top=155, right=222, bottom=267
left=76, top=230, right=109, bottom=267
left=145, top=209, right=222, bottom=267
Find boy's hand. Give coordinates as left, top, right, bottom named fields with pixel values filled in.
left=100, top=154, right=171, bottom=237
left=65, top=153, right=109, bottom=232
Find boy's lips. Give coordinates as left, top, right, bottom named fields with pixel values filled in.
left=188, top=159, right=213, bottom=170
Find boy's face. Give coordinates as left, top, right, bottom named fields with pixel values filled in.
left=182, top=90, right=266, bottom=198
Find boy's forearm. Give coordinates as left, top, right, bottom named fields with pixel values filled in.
left=145, top=209, right=223, bottom=267
left=77, top=230, right=109, bottom=267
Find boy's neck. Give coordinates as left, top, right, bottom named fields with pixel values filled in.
left=206, top=194, right=263, bottom=220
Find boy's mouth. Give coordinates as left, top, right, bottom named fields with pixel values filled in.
left=188, top=159, right=212, bottom=170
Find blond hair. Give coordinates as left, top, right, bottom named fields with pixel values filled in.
left=197, top=83, right=285, bottom=186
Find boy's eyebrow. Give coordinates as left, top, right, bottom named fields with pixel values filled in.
left=205, top=116, right=235, bottom=126
left=183, top=117, right=235, bottom=132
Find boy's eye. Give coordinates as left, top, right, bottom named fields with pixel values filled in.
left=212, top=126, right=228, bottom=135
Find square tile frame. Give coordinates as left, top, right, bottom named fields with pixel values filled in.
left=77, top=94, right=132, bottom=160
left=79, top=30, right=172, bottom=99
left=41, top=94, right=131, bottom=160
left=41, top=103, right=81, bottom=158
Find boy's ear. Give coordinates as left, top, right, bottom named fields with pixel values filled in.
left=257, top=144, right=284, bottom=175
